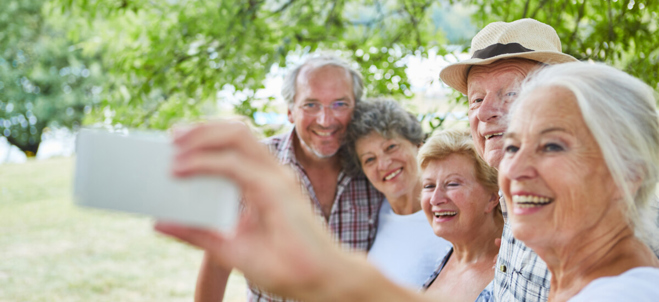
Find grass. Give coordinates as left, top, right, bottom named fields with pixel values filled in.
left=0, top=157, right=246, bottom=302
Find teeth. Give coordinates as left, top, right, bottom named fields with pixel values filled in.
left=512, top=195, right=553, bottom=207
left=383, top=168, right=402, bottom=181
left=315, top=131, right=332, bottom=137
left=434, top=211, right=457, bottom=217
left=484, top=132, right=504, bottom=139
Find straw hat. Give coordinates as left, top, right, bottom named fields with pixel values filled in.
left=439, top=18, right=577, bottom=95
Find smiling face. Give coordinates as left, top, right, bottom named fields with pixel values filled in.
left=498, top=86, right=621, bottom=249
left=467, top=59, right=540, bottom=168
left=421, top=153, right=498, bottom=242
left=355, top=132, right=420, bottom=201
left=288, top=65, right=355, bottom=159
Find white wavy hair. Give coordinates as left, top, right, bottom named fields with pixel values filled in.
left=514, top=62, right=659, bottom=251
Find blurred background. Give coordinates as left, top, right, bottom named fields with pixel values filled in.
left=1, top=0, right=657, bottom=301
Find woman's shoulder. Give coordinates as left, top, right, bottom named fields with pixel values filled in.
left=569, top=267, right=659, bottom=302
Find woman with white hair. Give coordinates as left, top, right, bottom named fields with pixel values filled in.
left=155, top=62, right=659, bottom=301
left=498, top=62, right=659, bottom=301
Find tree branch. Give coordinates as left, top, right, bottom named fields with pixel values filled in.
left=325, top=0, right=339, bottom=30
left=271, top=0, right=296, bottom=15
left=607, top=0, right=615, bottom=42
left=522, top=0, right=532, bottom=18
left=530, top=0, right=551, bottom=19
left=566, top=0, right=587, bottom=54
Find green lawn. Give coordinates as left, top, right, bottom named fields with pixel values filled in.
left=0, top=157, right=246, bottom=302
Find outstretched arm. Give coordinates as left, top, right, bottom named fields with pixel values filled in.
left=194, top=252, right=231, bottom=302
left=154, top=122, right=432, bottom=302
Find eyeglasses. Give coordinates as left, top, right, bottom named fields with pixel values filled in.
left=298, top=101, right=352, bottom=116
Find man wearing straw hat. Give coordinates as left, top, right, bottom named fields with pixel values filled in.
left=439, top=18, right=577, bottom=301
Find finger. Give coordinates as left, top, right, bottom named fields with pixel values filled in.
left=174, top=148, right=279, bottom=186
left=174, top=122, right=269, bottom=163
left=170, top=122, right=199, bottom=139
left=172, top=148, right=301, bottom=212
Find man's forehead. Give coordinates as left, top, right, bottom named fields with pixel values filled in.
left=467, top=59, right=540, bottom=90
left=293, top=64, right=355, bottom=105
left=297, top=64, right=351, bottom=83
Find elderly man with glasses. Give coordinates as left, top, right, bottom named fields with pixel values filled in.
left=194, top=55, right=384, bottom=302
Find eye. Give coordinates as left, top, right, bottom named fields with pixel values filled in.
left=542, top=143, right=564, bottom=152
left=363, top=157, right=375, bottom=165
left=423, top=183, right=436, bottom=190
left=447, top=182, right=460, bottom=187
left=505, top=91, right=517, bottom=97
left=332, top=101, right=350, bottom=109
left=302, top=103, right=319, bottom=109
left=504, top=144, right=519, bottom=153
left=386, top=143, right=398, bottom=151
left=468, top=98, right=483, bottom=111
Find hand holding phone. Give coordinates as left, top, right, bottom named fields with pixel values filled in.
left=74, top=129, right=240, bottom=231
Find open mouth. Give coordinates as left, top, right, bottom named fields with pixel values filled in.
left=512, top=195, right=554, bottom=208
left=383, top=168, right=402, bottom=181
left=433, top=211, right=457, bottom=218
left=484, top=132, right=504, bottom=140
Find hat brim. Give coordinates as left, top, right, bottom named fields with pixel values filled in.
left=439, top=51, right=578, bottom=95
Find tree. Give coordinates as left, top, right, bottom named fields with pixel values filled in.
left=57, top=0, right=447, bottom=131
left=0, top=0, right=104, bottom=156
left=49, top=0, right=659, bottom=138
left=463, top=0, right=659, bottom=93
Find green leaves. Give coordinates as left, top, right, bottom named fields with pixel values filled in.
left=54, top=0, right=446, bottom=132
left=464, top=0, right=659, bottom=94
left=9, top=0, right=655, bottom=157
left=0, top=0, right=105, bottom=156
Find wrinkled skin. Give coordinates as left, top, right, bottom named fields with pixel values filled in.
left=288, top=65, right=355, bottom=159
left=498, top=86, right=619, bottom=251
left=467, top=59, right=539, bottom=168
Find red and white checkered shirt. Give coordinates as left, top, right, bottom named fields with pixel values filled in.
left=247, top=128, right=384, bottom=302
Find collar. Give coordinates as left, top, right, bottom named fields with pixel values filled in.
left=274, top=127, right=299, bottom=166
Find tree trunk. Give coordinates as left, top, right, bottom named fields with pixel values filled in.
left=5, top=135, right=40, bottom=158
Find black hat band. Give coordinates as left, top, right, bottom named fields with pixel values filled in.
left=472, top=43, right=534, bottom=60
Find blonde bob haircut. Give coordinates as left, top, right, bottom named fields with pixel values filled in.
left=418, top=129, right=499, bottom=194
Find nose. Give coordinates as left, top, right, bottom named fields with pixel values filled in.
left=377, top=155, right=392, bottom=171
left=316, top=107, right=333, bottom=127
left=500, top=146, right=537, bottom=181
left=476, top=93, right=506, bottom=123
left=429, top=187, right=449, bottom=206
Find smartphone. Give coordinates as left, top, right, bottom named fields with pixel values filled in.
left=74, top=128, right=240, bottom=231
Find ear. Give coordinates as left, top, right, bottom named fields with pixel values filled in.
left=484, top=192, right=500, bottom=214
left=622, top=174, right=644, bottom=201
left=287, top=107, right=294, bottom=124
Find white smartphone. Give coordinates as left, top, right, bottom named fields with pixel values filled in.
left=74, top=128, right=240, bottom=231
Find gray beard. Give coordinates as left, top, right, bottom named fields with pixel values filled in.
left=299, top=137, right=338, bottom=159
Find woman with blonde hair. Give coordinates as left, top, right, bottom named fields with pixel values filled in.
left=418, top=129, right=502, bottom=301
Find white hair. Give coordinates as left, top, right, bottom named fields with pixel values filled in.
left=514, top=62, right=659, bottom=251
left=281, top=55, right=364, bottom=109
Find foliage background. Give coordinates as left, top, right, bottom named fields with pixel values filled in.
left=1, top=0, right=658, bottom=157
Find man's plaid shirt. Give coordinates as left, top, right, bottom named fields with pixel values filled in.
left=494, top=195, right=551, bottom=302
left=247, top=129, right=384, bottom=302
